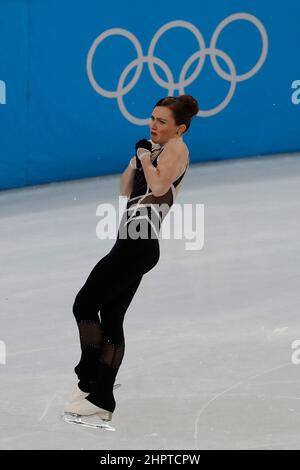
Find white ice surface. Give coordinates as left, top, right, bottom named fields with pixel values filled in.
left=0, top=153, right=300, bottom=449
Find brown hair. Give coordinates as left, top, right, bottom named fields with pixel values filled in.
left=154, top=94, right=199, bottom=133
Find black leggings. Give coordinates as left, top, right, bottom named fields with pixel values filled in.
left=72, top=229, right=160, bottom=412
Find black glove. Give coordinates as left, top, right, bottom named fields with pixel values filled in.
left=135, top=139, right=152, bottom=170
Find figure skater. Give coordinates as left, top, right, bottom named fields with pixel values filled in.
left=63, top=94, right=199, bottom=428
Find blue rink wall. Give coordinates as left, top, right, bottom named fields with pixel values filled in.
left=0, top=0, right=300, bottom=190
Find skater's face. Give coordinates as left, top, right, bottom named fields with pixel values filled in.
left=149, top=106, right=186, bottom=145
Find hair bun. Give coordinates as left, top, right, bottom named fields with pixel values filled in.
left=177, top=94, right=199, bottom=117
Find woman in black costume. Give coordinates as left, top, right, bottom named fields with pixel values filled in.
left=63, top=94, right=199, bottom=425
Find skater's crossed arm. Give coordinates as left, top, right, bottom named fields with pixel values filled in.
left=138, top=138, right=186, bottom=197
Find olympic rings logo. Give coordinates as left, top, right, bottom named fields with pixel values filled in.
left=86, top=13, right=268, bottom=124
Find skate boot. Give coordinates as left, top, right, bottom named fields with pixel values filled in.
left=63, top=364, right=118, bottom=431
left=62, top=398, right=115, bottom=431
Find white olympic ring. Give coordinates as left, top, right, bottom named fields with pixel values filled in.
left=86, top=13, right=268, bottom=124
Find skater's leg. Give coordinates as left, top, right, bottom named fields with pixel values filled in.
left=72, top=250, right=143, bottom=394
left=64, top=274, right=143, bottom=424
left=71, top=236, right=159, bottom=412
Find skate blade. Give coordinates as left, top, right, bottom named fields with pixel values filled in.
left=62, top=412, right=115, bottom=431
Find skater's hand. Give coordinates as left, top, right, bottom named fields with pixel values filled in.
left=135, top=139, right=152, bottom=169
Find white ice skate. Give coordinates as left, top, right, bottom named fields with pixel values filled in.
left=62, top=396, right=116, bottom=431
